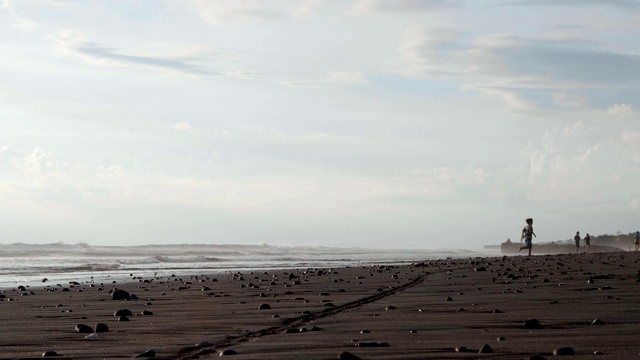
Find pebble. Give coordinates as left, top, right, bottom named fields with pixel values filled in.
left=95, top=323, right=109, bottom=333
left=478, top=344, right=493, bottom=353
left=134, top=349, right=155, bottom=358
left=111, top=289, right=130, bottom=300
left=553, top=347, right=575, bottom=356
left=523, top=319, right=543, bottom=329
left=75, top=324, right=93, bottom=333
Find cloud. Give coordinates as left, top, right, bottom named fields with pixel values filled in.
left=191, top=0, right=283, bottom=25
left=399, top=27, right=640, bottom=110
left=13, top=18, right=38, bottom=31
left=174, top=122, right=191, bottom=131
left=353, top=0, right=457, bottom=13
left=508, top=0, right=640, bottom=10
left=607, top=103, right=637, bottom=116
left=328, top=71, right=371, bottom=85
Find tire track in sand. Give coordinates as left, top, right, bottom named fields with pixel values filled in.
left=175, top=266, right=464, bottom=359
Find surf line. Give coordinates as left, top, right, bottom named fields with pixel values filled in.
left=176, top=265, right=470, bottom=359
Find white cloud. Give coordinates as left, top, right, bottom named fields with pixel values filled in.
left=13, top=18, right=38, bottom=31
left=353, top=0, right=456, bottom=14
left=328, top=71, right=370, bottom=85
left=174, top=122, right=191, bottom=131
left=607, top=103, right=636, bottom=116
left=191, top=0, right=283, bottom=25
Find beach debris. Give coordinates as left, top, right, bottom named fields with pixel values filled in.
left=523, top=319, right=543, bottom=329
left=74, top=324, right=93, bottom=333
left=41, top=351, right=59, bottom=357
left=95, top=323, right=109, bottom=333
left=553, top=347, right=575, bottom=355
left=478, top=344, right=493, bottom=353
left=219, top=349, right=237, bottom=356
left=338, top=351, right=362, bottom=360
left=84, top=333, right=99, bottom=340
left=111, top=289, right=130, bottom=300
left=114, top=309, right=133, bottom=317
left=134, top=349, right=155, bottom=358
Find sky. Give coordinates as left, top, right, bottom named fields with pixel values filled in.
left=1, top=0, right=639, bottom=249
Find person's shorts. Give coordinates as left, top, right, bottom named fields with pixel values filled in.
left=524, top=239, right=532, bottom=248
left=585, top=240, right=590, bottom=245
left=635, top=240, right=639, bottom=244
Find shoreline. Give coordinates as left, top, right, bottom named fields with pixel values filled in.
left=1, top=251, right=639, bottom=359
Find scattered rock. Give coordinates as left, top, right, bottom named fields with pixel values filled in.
left=497, top=336, right=506, bottom=341
left=134, top=349, right=155, bottom=358
left=41, top=351, right=59, bottom=357
left=111, top=289, right=130, bottom=300
left=84, top=333, right=99, bottom=340
left=220, top=349, right=237, bottom=356
left=75, top=324, right=93, bottom=333
left=553, top=347, right=575, bottom=356
left=114, top=309, right=133, bottom=317
left=591, top=318, right=604, bottom=325
left=523, top=319, right=543, bottom=329
left=338, top=351, right=362, bottom=360
left=95, top=323, right=109, bottom=333
left=258, top=304, right=271, bottom=310
left=478, top=344, right=493, bottom=353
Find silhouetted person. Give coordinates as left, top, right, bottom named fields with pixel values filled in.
left=584, top=233, right=591, bottom=253
left=519, top=218, right=536, bottom=256
left=635, top=231, right=639, bottom=251
left=574, top=231, right=581, bottom=253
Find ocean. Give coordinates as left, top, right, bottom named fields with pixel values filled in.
left=0, top=242, right=499, bottom=289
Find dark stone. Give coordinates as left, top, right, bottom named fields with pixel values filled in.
left=553, top=347, right=575, bottom=356
left=493, top=309, right=502, bottom=313
left=75, top=324, right=93, bottom=333
left=591, top=318, right=604, bottom=325
left=527, top=356, right=548, bottom=360
left=258, top=304, right=271, bottom=310
left=360, top=330, right=370, bottom=334
left=524, top=319, right=543, bottom=329
left=478, top=344, right=493, bottom=353
left=118, top=316, right=130, bottom=321
left=111, top=289, right=130, bottom=300
left=134, top=349, right=155, bottom=358
left=455, top=346, right=469, bottom=352
left=497, top=336, right=506, bottom=341
left=475, top=266, right=487, bottom=272
left=446, top=297, right=453, bottom=301
left=385, top=305, right=397, bottom=310
left=338, top=351, right=362, bottom=360
left=220, top=349, right=237, bottom=356
left=141, top=310, right=153, bottom=315
left=114, top=309, right=133, bottom=317
left=95, top=323, right=109, bottom=333
left=42, top=351, right=59, bottom=357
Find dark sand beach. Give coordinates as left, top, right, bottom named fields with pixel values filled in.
left=2, top=252, right=639, bottom=359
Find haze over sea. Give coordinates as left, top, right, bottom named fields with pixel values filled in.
left=0, top=242, right=497, bottom=288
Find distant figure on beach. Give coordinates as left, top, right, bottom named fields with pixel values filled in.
left=574, top=231, right=581, bottom=253
left=635, top=231, right=639, bottom=251
left=584, top=233, right=591, bottom=253
left=519, top=218, right=536, bottom=256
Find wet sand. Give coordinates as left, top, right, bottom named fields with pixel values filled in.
left=1, top=252, right=639, bottom=359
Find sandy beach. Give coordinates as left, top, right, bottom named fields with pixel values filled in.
left=1, top=251, right=639, bottom=359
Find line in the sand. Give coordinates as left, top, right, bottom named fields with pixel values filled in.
left=175, top=265, right=471, bottom=359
